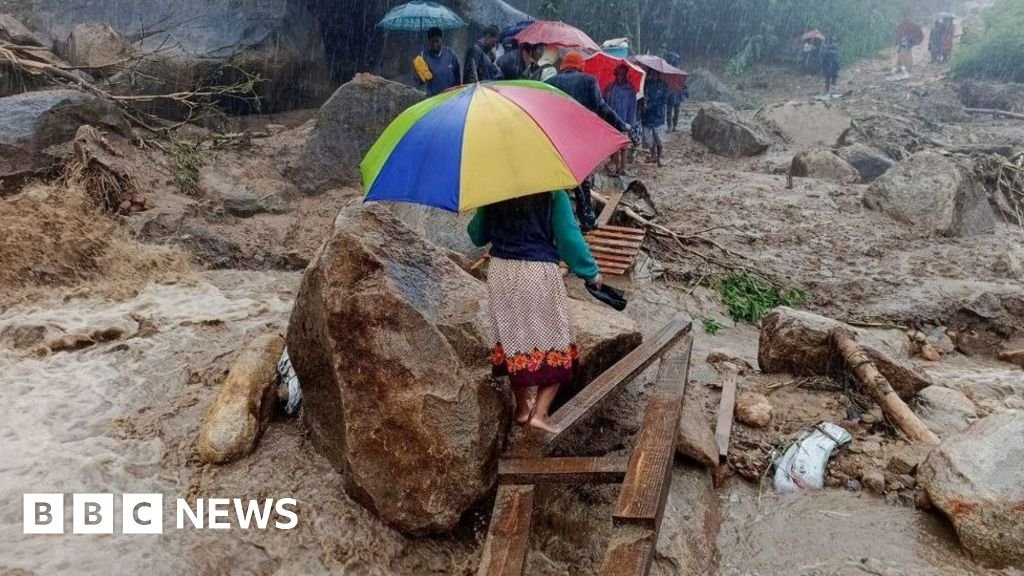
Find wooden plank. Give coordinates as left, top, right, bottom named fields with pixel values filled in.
left=714, top=373, right=738, bottom=461
left=476, top=485, right=535, bottom=576
left=600, top=224, right=645, bottom=234
left=498, top=456, right=628, bottom=485
left=599, top=526, right=657, bottom=576
left=510, top=317, right=693, bottom=458
left=585, top=236, right=644, bottom=250
left=590, top=229, right=646, bottom=241
left=596, top=189, right=624, bottom=228
left=592, top=252, right=635, bottom=265
left=588, top=244, right=641, bottom=257
left=613, top=339, right=692, bottom=531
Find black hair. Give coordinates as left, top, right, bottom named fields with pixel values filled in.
left=484, top=25, right=500, bottom=38
left=428, top=27, right=443, bottom=40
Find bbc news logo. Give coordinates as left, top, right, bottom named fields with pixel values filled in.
left=24, top=494, right=298, bottom=534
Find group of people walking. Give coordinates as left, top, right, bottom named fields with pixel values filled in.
left=411, top=26, right=686, bottom=432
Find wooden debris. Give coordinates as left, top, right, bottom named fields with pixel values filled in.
left=964, top=107, right=1024, bottom=121
left=498, top=456, right=628, bottom=485
left=714, top=372, right=738, bottom=461
left=596, top=189, right=624, bottom=227
left=832, top=330, right=940, bottom=445
left=476, top=485, right=535, bottom=576
left=599, top=525, right=657, bottom=576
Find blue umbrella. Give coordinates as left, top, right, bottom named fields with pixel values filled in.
left=377, top=1, right=467, bottom=32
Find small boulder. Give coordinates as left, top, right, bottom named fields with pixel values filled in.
left=295, top=74, right=422, bottom=193
left=691, top=102, right=771, bottom=158
left=790, top=150, right=860, bottom=183
left=919, top=410, right=1024, bottom=566
left=998, top=348, right=1024, bottom=369
left=862, top=470, right=886, bottom=494
left=676, top=386, right=719, bottom=468
left=758, top=307, right=932, bottom=399
left=756, top=101, right=852, bottom=148
left=864, top=151, right=996, bottom=237
left=65, top=23, right=131, bottom=78
left=197, top=166, right=290, bottom=218
left=836, top=144, right=895, bottom=182
left=685, top=68, right=744, bottom=106
left=913, top=386, right=977, bottom=435
left=735, top=391, right=772, bottom=428
left=0, top=13, right=43, bottom=46
left=0, top=90, right=130, bottom=193
left=886, top=444, right=933, bottom=476
left=993, top=253, right=1023, bottom=279
left=197, top=334, right=285, bottom=464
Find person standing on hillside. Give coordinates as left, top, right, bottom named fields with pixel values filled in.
left=496, top=40, right=529, bottom=80
left=822, top=36, right=841, bottom=94
left=414, top=27, right=461, bottom=97
left=929, top=19, right=945, bottom=63
left=665, top=51, right=685, bottom=132
left=467, top=191, right=602, bottom=433
left=896, top=35, right=915, bottom=74
left=940, top=16, right=956, bottom=62
left=464, top=25, right=502, bottom=83
left=547, top=52, right=631, bottom=230
left=641, top=70, right=668, bottom=167
left=604, top=64, right=638, bottom=176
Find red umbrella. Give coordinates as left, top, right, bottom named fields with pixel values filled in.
left=583, top=52, right=646, bottom=96
left=632, top=54, right=689, bottom=92
left=514, top=20, right=601, bottom=51
left=895, top=19, right=925, bottom=46
left=800, top=29, right=825, bottom=43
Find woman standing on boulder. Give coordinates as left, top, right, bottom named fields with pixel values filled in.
left=468, top=191, right=601, bottom=433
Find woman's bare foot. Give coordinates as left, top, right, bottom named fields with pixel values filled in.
left=528, top=414, right=558, bottom=434
left=514, top=404, right=532, bottom=425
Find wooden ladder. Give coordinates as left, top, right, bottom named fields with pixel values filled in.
left=586, top=189, right=647, bottom=276
left=477, top=317, right=693, bottom=576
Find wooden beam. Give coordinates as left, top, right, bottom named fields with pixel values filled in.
left=596, top=189, right=624, bottom=228
left=476, top=485, right=535, bottom=576
left=510, top=317, right=693, bottom=457
left=599, top=525, right=657, bottom=576
left=613, top=338, right=692, bottom=531
left=714, top=373, right=738, bottom=462
left=498, top=456, right=628, bottom=485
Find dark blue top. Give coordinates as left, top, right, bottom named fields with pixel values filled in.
left=547, top=70, right=628, bottom=131
left=464, top=40, right=500, bottom=83
left=642, top=79, right=668, bottom=127
left=419, top=47, right=461, bottom=96
left=604, top=82, right=638, bottom=125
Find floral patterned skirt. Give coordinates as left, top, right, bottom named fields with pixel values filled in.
left=487, top=257, right=579, bottom=389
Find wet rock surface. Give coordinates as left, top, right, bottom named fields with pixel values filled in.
left=691, top=102, right=771, bottom=158
left=836, top=143, right=895, bottom=182
left=912, top=385, right=978, bottom=435
left=790, top=149, right=860, bottom=183
left=919, top=410, right=1024, bottom=567
left=756, top=101, right=852, bottom=148
left=64, top=23, right=130, bottom=78
left=864, top=151, right=996, bottom=237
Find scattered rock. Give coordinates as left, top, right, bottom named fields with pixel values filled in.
left=758, top=307, right=932, bottom=400
left=286, top=202, right=640, bottom=534
left=919, top=410, right=1024, bottom=566
left=676, top=386, right=719, bottom=468
left=836, top=143, right=895, bottom=182
left=734, top=391, right=772, bottom=428
left=197, top=334, right=285, bottom=464
left=923, top=326, right=956, bottom=355
left=705, top=349, right=754, bottom=375
left=846, top=479, right=862, bottom=492
left=886, top=444, right=932, bottom=475
left=790, top=150, right=860, bottom=183
left=691, top=102, right=771, bottom=158
left=864, top=151, right=996, bottom=237
left=654, top=464, right=720, bottom=575
left=913, top=386, right=978, bottom=435
left=685, top=68, right=744, bottom=106
left=862, top=470, right=886, bottom=494
left=64, top=23, right=131, bottom=78
left=0, top=13, right=43, bottom=46
left=919, top=343, right=941, bottom=361
left=0, top=90, right=131, bottom=193
left=998, top=348, right=1024, bottom=369
left=993, top=253, right=1023, bottom=279
left=756, top=101, right=852, bottom=148
left=295, top=74, right=422, bottom=193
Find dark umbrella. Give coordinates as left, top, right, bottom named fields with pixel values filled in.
left=377, top=0, right=467, bottom=32
left=895, top=19, right=925, bottom=46
left=632, top=54, right=689, bottom=92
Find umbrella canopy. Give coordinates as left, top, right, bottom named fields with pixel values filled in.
left=501, top=19, right=535, bottom=43
left=514, top=20, right=601, bottom=51
left=377, top=1, right=466, bottom=32
left=895, top=19, right=925, bottom=46
left=632, top=54, right=689, bottom=92
left=362, top=81, right=629, bottom=213
left=800, top=29, right=825, bottom=43
left=583, top=53, right=646, bottom=97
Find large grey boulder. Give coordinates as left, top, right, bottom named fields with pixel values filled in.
left=758, top=307, right=932, bottom=399
left=686, top=68, right=744, bottom=106
left=64, top=23, right=131, bottom=78
left=912, top=385, right=977, bottom=435
left=0, top=13, right=43, bottom=46
left=691, top=103, right=771, bottom=158
left=294, top=75, right=423, bottom=193
left=286, top=201, right=641, bottom=535
left=756, top=101, right=852, bottom=148
left=790, top=150, right=860, bottom=183
left=836, top=143, right=895, bottom=182
left=0, top=90, right=130, bottom=193
left=864, top=151, right=996, bottom=237
left=919, top=410, right=1024, bottom=566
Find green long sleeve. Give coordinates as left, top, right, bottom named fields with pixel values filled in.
left=551, top=191, right=600, bottom=280
left=467, top=209, right=488, bottom=247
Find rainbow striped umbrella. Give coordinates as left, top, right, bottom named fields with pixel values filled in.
left=362, top=80, right=629, bottom=213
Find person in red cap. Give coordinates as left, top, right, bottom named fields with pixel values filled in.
left=547, top=52, right=631, bottom=230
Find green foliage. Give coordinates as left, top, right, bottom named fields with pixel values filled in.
left=171, top=141, right=204, bottom=196
left=702, top=317, right=723, bottom=335
left=715, top=272, right=807, bottom=325
left=952, top=0, right=1024, bottom=83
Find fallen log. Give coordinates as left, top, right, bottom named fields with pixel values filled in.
left=831, top=330, right=940, bottom=445
left=964, top=107, right=1024, bottom=121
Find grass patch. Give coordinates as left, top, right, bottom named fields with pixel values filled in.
left=715, top=272, right=807, bottom=324
left=171, top=141, right=204, bottom=196
left=702, top=317, right=723, bottom=335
